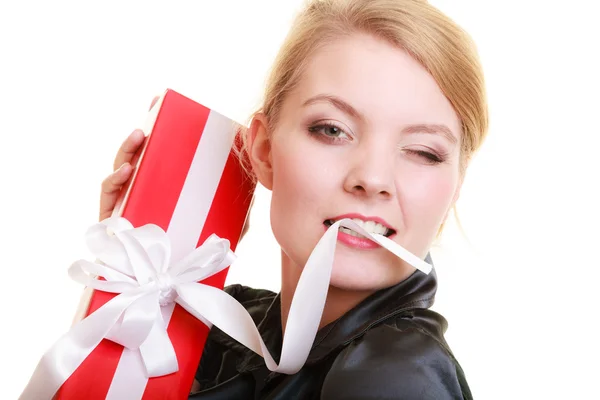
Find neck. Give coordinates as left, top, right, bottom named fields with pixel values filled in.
left=279, top=249, right=376, bottom=335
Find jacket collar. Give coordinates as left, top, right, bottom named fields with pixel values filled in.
left=239, top=254, right=438, bottom=371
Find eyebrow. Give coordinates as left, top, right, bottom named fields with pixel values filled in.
left=302, top=94, right=365, bottom=122
left=402, top=124, right=458, bottom=145
left=302, top=94, right=458, bottom=144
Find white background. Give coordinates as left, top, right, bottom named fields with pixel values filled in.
left=1, top=1, right=599, bottom=398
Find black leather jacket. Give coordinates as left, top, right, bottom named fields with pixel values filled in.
left=190, top=259, right=472, bottom=399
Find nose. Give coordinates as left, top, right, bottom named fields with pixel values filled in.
left=343, top=142, right=395, bottom=199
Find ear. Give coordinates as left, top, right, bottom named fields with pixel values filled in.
left=246, top=112, right=273, bottom=190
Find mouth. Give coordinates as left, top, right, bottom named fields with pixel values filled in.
left=324, top=217, right=396, bottom=238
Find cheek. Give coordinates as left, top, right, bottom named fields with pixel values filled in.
left=267, top=135, right=345, bottom=268
left=271, top=134, right=342, bottom=207
left=398, top=167, right=458, bottom=225
left=268, top=135, right=337, bottom=244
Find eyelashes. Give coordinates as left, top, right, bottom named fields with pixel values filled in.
left=404, top=149, right=446, bottom=165
left=306, top=120, right=448, bottom=165
left=307, top=121, right=351, bottom=143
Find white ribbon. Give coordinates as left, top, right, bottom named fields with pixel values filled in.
left=20, top=216, right=431, bottom=399
left=19, top=217, right=235, bottom=399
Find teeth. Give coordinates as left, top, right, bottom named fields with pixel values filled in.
left=350, top=218, right=389, bottom=235
left=339, top=226, right=367, bottom=238
left=326, top=218, right=390, bottom=236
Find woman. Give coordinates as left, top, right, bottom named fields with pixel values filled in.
left=101, top=0, right=488, bottom=398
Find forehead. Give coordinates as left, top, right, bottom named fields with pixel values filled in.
left=291, top=33, right=461, bottom=137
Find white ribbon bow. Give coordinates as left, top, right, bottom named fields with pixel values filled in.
left=20, top=217, right=432, bottom=400
left=20, top=217, right=236, bottom=399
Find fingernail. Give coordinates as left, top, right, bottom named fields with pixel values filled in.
left=117, top=163, right=130, bottom=173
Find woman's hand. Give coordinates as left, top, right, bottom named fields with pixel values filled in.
left=97, top=94, right=252, bottom=240
left=98, top=96, right=159, bottom=221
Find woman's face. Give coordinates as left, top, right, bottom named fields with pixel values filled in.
left=251, top=33, right=463, bottom=291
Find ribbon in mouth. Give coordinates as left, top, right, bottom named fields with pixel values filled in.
left=324, top=219, right=396, bottom=238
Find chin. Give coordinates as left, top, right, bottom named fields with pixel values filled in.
left=328, top=279, right=385, bottom=293
left=328, top=253, right=404, bottom=292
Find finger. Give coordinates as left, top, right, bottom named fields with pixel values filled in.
left=129, top=138, right=146, bottom=171
left=99, top=163, right=132, bottom=221
left=99, top=191, right=120, bottom=222
left=149, top=95, right=160, bottom=111
left=113, top=129, right=145, bottom=171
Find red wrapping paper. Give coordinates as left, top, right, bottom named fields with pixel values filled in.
left=56, top=89, right=255, bottom=399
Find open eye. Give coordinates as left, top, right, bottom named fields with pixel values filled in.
left=308, top=122, right=352, bottom=143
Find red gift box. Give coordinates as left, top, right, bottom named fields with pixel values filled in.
left=54, top=89, right=255, bottom=399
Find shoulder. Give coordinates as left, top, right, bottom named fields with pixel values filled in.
left=195, top=285, right=278, bottom=390
left=223, top=284, right=277, bottom=319
left=321, top=311, right=471, bottom=400
left=205, top=284, right=276, bottom=343
left=223, top=283, right=277, bottom=303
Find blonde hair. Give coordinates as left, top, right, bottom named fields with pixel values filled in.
left=238, top=0, right=489, bottom=236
